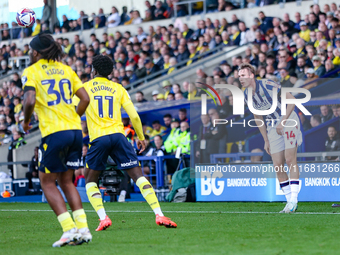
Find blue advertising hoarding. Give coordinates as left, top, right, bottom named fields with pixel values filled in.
left=195, top=162, right=340, bottom=202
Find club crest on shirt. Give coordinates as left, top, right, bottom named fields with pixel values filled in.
left=266, top=80, right=280, bottom=88
left=42, top=65, right=47, bottom=69
left=21, top=76, right=27, bottom=85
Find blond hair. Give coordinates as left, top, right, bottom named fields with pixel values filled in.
left=238, top=63, right=255, bottom=75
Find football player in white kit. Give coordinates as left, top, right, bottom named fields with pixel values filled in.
left=238, top=63, right=302, bottom=213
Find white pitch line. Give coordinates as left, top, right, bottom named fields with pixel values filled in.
left=1, top=209, right=340, bottom=215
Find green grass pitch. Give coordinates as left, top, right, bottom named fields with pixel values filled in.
left=0, top=202, right=339, bottom=255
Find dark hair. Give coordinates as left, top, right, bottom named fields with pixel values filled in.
left=179, top=108, right=187, bottom=113
left=13, top=96, right=21, bottom=102
left=80, top=73, right=88, bottom=80
left=154, top=135, right=163, bottom=140
left=164, top=113, right=172, bottom=118
left=312, top=114, right=321, bottom=124
left=38, top=34, right=64, bottom=62
left=92, top=55, right=114, bottom=77
left=145, top=134, right=150, bottom=140
left=152, top=120, right=160, bottom=125
left=122, top=77, right=129, bottom=83
left=136, top=91, right=144, bottom=96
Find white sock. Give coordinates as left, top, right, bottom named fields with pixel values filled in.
left=290, top=179, right=300, bottom=203
left=279, top=180, right=291, bottom=202
left=153, top=207, right=164, bottom=217
left=120, top=190, right=126, bottom=196
left=97, top=208, right=107, bottom=221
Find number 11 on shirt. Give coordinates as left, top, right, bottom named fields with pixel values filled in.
left=94, top=96, right=113, bottom=118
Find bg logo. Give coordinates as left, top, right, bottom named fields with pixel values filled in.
left=201, top=171, right=225, bottom=196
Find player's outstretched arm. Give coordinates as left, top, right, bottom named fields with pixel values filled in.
left=75, top=87, right=90, bottom=117
left=23, top=90, right=36, bottom=132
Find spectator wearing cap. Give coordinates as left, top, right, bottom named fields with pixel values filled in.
left=280, top=67, right=296, bottom=88
left=199, top=42, right=210, bottom=55
left=156, top=94, right=164, bottom=101
left=312, top=55, right=326, bottom=77
left=289, top=42, right=297, bottom=56
left=299, top=21, right=310, bottom=42
left=162, top=80, right=172, bottom=98
left=303, top=68, right=319, bottom=90
left=144, top=57, right=160, bottom=76
left=151, top=90, right=159, bottom=101
left=135, top=91, right=148, bottom=103
left=125, top=65, right=138, bottom=83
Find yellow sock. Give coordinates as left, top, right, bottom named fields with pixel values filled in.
left=57, top=212, right=76, bottom=232
left=136, top=177, right=162, bottom=216
left=72, top=209, right=88, bottom=230
left=86, top=182, right=106, bottom=219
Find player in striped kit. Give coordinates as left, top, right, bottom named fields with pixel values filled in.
left=238, top=63, right=302, bottom=213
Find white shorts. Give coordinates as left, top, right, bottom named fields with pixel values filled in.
left=266, top=112, right=303, bottom=154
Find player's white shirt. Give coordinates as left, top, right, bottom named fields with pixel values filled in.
left=244, top=79, right=303, bottom=154
left=244, top=79, right=283, bottom=121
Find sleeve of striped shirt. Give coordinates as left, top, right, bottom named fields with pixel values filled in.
left=264, top=79, right=281, bottom=97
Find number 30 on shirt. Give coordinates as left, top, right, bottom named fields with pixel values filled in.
left=42, top=79, right=72, bottom=106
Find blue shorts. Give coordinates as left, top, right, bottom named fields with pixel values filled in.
left=86, top=133, right=139, bottom=171
left=39, top=130, right=82, bottom=173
